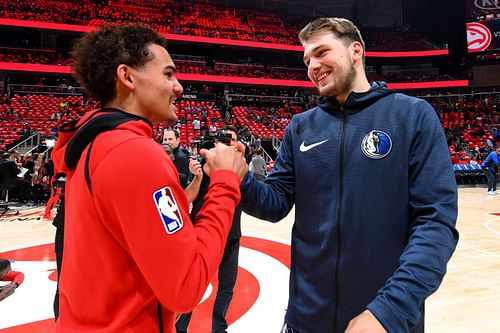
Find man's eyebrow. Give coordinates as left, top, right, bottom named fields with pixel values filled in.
left=164, top=65, right=176, bottom=72
left=303, top=45, right=327, bottom=63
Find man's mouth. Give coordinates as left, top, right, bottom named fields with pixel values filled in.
left=317, top=71, right=331, bottom=84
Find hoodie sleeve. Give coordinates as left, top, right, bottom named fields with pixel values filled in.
left=480, top=152, right=493, bottom=168
left=3, top=270, right=25, bottom=286
left=92, top=139, right=240, bottom=313
left=367, top=100, right=459, bottom=332
left=240, top=120, right=296, bottom=222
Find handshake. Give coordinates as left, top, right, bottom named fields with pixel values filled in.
left=198, top=142, right=248, bottom=180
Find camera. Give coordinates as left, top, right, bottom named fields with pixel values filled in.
left=194, top=130, right=234, bottom=165
left=216, top=131, right=233, bottom=146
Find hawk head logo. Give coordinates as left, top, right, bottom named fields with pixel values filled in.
left=467, top=22, right=492, bottom=52
left=361, top=130, right=392, bottom=159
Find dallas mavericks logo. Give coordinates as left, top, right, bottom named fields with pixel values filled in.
left=361, top=130, right=392, bottom=159
left=153, top=186, right=184, bottom=234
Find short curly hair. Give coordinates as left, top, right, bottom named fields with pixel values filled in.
left=71, top=24, right=168, bottom=105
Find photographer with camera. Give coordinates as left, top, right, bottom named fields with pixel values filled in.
left=162, top=143, right=203, bottom=203
left=176, top=125, right=244, bottom=333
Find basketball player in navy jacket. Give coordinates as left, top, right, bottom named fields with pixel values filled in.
left=240, top=17, right=458, bottom=333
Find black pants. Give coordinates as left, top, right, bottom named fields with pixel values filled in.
left=53, top=201, right=65, bottom=320
left=176, top=238, right=240, bottom=333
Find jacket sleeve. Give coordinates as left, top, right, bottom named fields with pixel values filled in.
left=240, top=122, right=296, bottom=222
left=3, top=270, right=25, bottom=286
left=367, top=100, right=459, bottom=332
left=480, top=152, right=492, bottom=168
left=93, top=139, right=240, bottom=313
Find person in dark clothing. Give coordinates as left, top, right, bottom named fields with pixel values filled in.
left=176, top=125, right=244, bottom=333
left=239, top=17, right=458, bottom=333
left=52, top=195, right=65, bottom=318
left=480, top=145, right=500, bottom=195
left=163, top=128, right=190, bottom=186
left=0, top=155, right=22, bottom=202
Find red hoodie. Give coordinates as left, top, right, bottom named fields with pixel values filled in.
left=51, top=110, right=240, bottom=332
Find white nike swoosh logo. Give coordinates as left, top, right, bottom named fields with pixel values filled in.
left=299, top=139, right=328, bottom=152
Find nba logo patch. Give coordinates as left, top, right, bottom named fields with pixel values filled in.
left=153, top=186, right=184, bottom=234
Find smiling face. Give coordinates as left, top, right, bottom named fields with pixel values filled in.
left=127, top=43, right=183, bottom=124
left=163, top=130, right=179, bottom=149
left=303, top=31, right=357, bottom=99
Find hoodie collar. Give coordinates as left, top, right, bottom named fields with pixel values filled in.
left=317, top=81, right=395, bottom=115
left=52, top=108, right=153, bottom=174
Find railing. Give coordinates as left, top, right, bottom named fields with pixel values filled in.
left=272, top=135, right=281, bottom=152
left=8, top=84, right=85, bottom=96
left=225, top=93, right=304, bottom=105
left=8, top=132, right=40, bottom=155
left=248, top=134, right=273, bottom=164
left=416, top=90, right=500, bottom=99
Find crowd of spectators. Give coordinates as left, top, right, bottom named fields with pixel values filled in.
left=1, top=83, right=498, bottom=178
left=0, top=93, right=95, bottom=150
left=0, top=0, right=441, bottom=51
left=1, top=47, right=465, bottom=83
left=426, top=93, right=500, bottom=165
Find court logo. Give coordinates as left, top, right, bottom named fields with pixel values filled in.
left=153, top=186, right=183, bottom=234
left=361, top=130, right=392, bottom=159
left=467, top=22, right=492, bottom=52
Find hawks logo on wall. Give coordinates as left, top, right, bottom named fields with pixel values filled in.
left=467, top=22, right=492, bottom=52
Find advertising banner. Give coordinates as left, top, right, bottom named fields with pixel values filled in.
left=466, top=0, right=500, bottom=18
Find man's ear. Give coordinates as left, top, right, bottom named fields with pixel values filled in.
left=116, top=64, right=134, bottom=89
left=351, top=41, right=364, bottom=64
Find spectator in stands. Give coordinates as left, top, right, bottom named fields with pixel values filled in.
left=494, top=128, right=500, bottom=144
left=249, top=148, right=266, bottom=181
left=193, top=117, right=200, bottom=130
left=163, top=128, right=190, bottom=186
left=51, top=23, right=247, bottom=332
left=480, top=145, right=500, bottom=196
left=176, top=125, right=244, bottom=333
left=486, top=136, right=494, bottom=149
left=0, top=258, right=24, bottom=302
left=8, top=150, right=18, bottom=162
left=31, top=162, right=50, bottom=205
left=239, top=17, right=458, bottom=333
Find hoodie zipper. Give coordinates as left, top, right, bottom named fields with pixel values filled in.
left=333, top=108, right=347, bottom=331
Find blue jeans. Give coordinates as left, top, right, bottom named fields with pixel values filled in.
left=484, top=168, right=497, bottom=191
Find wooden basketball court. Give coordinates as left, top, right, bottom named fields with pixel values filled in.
left=0, top=186, right=499, bottom=332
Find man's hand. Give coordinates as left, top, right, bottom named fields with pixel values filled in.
left=344, top=310, right=387, bottom=333
left=200, top=142, right=248, bottom=180
left=188, top=158, right=203, bottom=179
left=0, top=283, right=17, bottom=301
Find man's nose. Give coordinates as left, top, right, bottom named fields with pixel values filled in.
left=173, top=79, right=183, bottom=97
left=308, top=57, right=321, bottom=70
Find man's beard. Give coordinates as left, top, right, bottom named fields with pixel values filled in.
left=319, top=63, right=356, bottom=98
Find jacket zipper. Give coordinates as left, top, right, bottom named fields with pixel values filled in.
left=333, top=109, right=346, bottom=331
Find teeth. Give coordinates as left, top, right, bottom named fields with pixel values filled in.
left=317, top=72, right=329, bottom=81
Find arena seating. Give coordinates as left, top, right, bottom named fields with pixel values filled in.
left=0, top=0, right=441, bottom=51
